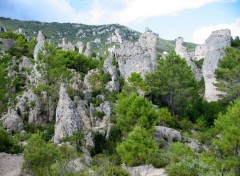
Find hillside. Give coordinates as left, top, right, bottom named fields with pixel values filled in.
left=0, top=17, right=196, bottom=54
left=1, top=17, right=240, bottom=176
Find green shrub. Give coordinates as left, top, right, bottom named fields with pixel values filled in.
left=157, top=108, right=175, bottom=127
left=0, top=128, right=22, bottom=154
left=147, top=150, right=169, bottom=168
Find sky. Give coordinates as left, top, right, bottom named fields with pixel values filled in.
left=0, top=0, right=240, bottom=44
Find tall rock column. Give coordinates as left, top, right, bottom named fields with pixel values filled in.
left=200, top=29, right=231, bottom=101
left=54, top=84, right=81, bottom=143
left=33, top=31, right=45, bottom=60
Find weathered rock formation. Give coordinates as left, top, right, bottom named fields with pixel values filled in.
left=76, top=41, right=84, bottom=54
left=201, top=29, right=231, bottom=101
left=175, top=37, right=202, bottom=80
left=103, top=53, right=119, bottom=92
left=54, top=84, right=82, bottom=143
left=54, top=84, right=92, bottom=144
left=1, top=108, right=24, bottom=132
left=175, top=29, right=231, bottom=101
left=122, top=164, right=167, bottom=176
left=84, top=42, right=93, bottom=57
left=154, top=126, right=182, bottom=142
left=115, top=28, right=158, bottom=79
left=0, top=38, right=15, bottom=52
left=33, top=31, right=45, bottom=60
left=58, top=38, right=75, bottom=51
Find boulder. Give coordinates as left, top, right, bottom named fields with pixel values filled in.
left=122, top=164, right=167, bottom=176
left=154, top=126, right=182, bottom=142
left=76, top=41, right=84, bottom=54
left=0, top=38, right=15, bottom=52
left=2, top=108, right=24, bottom=132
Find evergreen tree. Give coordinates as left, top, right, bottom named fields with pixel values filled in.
left=214, top=99, right=240, bottom=175
left=215, top=47, right=240, bottom=103
left=146, top=52, right=198, bottom=117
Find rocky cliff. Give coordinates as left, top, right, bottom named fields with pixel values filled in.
left=115, top=28, right=158, bottom=79
left=175, top=29, right=231, bottom=101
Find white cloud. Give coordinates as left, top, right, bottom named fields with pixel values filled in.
left=6, top=0, right=236, bottom=25
left=192, top=19, right=240, bottom=44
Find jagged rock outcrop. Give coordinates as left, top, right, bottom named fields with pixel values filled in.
left=90, top=100, right=112, bottom=138
left=107, top=29, right=123, bottom=43
left=115, top=28, right=158, bottom=79
left=2, top=108, right=24, bottom=132
left=175, top=37, right=202, bottom=80
left=83, top=69, right=100, bottom=97
left=103, top=53, right=119, bottom=92
left=154, top=126, right=182, bottom=142
left=54, top=84, right=82, bottom=143
left=19, top=56, right=32, bottom=71
left=84, top=42, right=93, bottom=57
left=33, top=31, right=45, bottom=60
left=122, top=164, right=167, bottom=176
left=58, top=38, right=75, bottom=51
left=175, top=29, right=231, bottom=101
left=201, top=29, right=231, bottom=101
left=54, top=84, right=92, bottom=144
left=76, top=41, right=84, bottom=54
left=0, top=38, right=15, bottom=52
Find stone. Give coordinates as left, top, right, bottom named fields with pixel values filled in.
left=103, top=53, right=119, bottom=92
left=115, top=28, right=158, bottom=79
left=175, top=37, right=202, bottom=81
left=76, top=41, right=84, bottom=54
left=33, top=31, right=45, bottom=60
left=0, top=38, right=15, bottom=52
left=154, top=126, right=182, bottom=142
left=2, top=108, right=24, bottom=132
left=59, top=38, right=75, bottom=51
left=19, top=56, right=32, bottom=71
left=122, top=164, right=168, bottom=176
left=201, top=29, right=231, bottom=101
left=175, top=29, right=231, bottom=101
left=54, top=84, right=82, bottom=143
left=84, top=42, right=93, bottom=57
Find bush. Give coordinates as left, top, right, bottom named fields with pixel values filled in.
left=147, top=150, right=169, bottom=168
left=157, top=108, right=175, bottom=127
left=0, top=128, right=22, bottom=154
left=116, top=126, right=158, bottom=166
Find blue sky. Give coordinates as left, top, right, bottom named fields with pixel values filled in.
left=0, top=0, right=239, bottom=44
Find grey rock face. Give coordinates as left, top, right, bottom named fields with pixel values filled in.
left=0, top=38, right=15, bottom=52
left=2, top=108, right=24, bottom=132
left=115, top=28, right=158, bottom=79
left=175, top=29, right=231, bottom=101
left=175, top=37, right=202, bottom=81
left=59, top=38, right=75, bottom=51
left=76, top=41, right=84, bottom=54
left=103, top=53, right=119, bottom=92
left=154, top=126, right=182, bottom=142
left=54, top=84, right=92, bottom=144
left=90, top=101, right=112, bottom=136
left=122, top=164, right=167, bottom=176
left=19, top=56, right=32, bottom=71
left=84, top=42, right=93, bottom=57
left=33, top=31, right=45, bottom=60
left=201, top=29, right=231, bottom=101
left=54, top=84, right=82, bottom=143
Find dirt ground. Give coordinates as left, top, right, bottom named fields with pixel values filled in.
left=0, top=153, right=23, bottom=176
